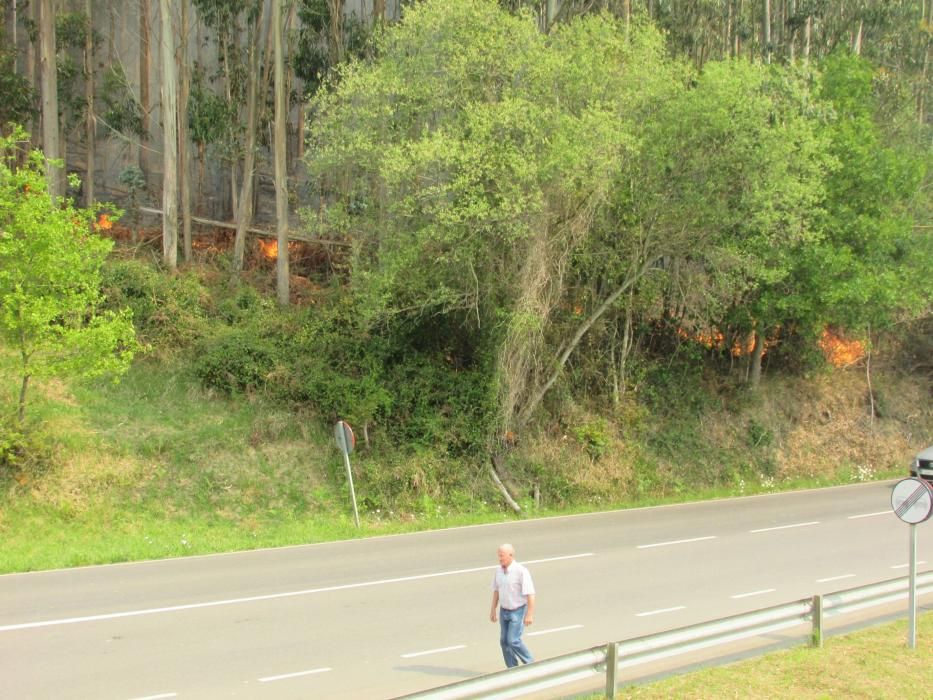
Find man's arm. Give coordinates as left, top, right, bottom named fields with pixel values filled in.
left=524, top=593, right=535, bottom=625
left=490, top=590, right=499, bottom=622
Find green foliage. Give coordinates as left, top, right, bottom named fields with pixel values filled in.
left=0, top=420, right=52, bottom=478
left=0, top=41, right=35, bottom=127
left=572, top=419, right=611, bottom=460
left=806, top=52, right=929, bottom=330
left=214, top=282, right=271, bottom=324
left=187, top=67, right=238, bottom=147
left=193, top=326, right=281, bottom=395
left=100, top=259, right=208, bottom=351
left=101, top=66, right=145, bottom=138
left=382, top=353, right=494, bottom=453
left=307, top=0, right=687, bottom=439
left=0, top=128, right=137, bottom=423
left=294, top=0, right=373, bottom=96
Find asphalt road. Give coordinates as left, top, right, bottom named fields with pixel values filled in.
left=1, top=479, right=931, bottom=699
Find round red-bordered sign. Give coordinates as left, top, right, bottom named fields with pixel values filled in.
left=891, top=478, right=933, bottom=524
left=334, top=420, right=355, bottom=455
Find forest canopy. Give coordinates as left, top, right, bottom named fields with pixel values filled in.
left=304, top=0, right=930, bottom=461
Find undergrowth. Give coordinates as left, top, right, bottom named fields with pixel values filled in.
left=0, top=256, right=929, bottom=574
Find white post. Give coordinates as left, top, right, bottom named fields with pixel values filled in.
left=908, top=523, right=917, bottom=649
left=343, top=449, right=360, bottom=529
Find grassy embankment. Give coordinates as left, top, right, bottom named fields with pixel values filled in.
left=581, top=610, right=932, bottom=699
left=0, top=300, right=929, bottom=574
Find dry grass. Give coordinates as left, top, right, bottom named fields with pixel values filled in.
left=620, top=611, right=933, bottom=699
left=763, top=370, right=927, bottom=481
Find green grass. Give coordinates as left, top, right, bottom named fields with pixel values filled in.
left=0, top=347, right=922, bottom=574
left=581, top=611, right=933, bottom=699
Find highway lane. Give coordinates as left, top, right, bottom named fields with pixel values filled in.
left=1, top=479, right=931, bottom=699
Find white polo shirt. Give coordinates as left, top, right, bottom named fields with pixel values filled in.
left=492, top=561, right=536, bottom=610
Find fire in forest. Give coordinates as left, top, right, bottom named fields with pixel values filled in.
left=676, top=327, right=767, bottom=357
left=818, top=328, right=865, bottom=367
left=258, top=239, right=279, bottom=259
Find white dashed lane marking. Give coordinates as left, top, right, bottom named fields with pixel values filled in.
left=731, top=589, right=776, bottom=599
left=400, top=645, right=466, bottom=659
left=749, top=521, right=819, bottom=534
left=527, top=624, right=584, bottom=637
left=816, top=574, right=856, bottom=583
left=637, top=536, right=717, bottom=549
left=848, top=511, right=890, bottom=519
left=635, top=606, right=686, bottom=617
left=258, top=667, right=332, bottom=683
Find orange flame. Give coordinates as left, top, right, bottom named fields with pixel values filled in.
left=95, top=213, right=113, bottom=231
left=677, top=327, right=765, bottom=357
left=258, top=239, right=278, bottom=259
left=818, top=328, right=865, bottom=367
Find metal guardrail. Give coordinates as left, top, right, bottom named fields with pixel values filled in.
left=398, top=571, right=933, bottom=700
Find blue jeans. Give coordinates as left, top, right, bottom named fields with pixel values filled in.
left=499, top=605, right=533, bottom=668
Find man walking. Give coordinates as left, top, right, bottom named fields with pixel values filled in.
left=489, top=543, right=535, bottom=668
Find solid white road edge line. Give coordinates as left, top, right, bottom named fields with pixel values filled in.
left=127, top=694, right=177, bottom=700
left=401, top=645, right=467, bottom=658
left=636, top=536, right=717, bottom=549
left=258, top=668, right=332, bottom=683
left=731, top=589, right=777, bottom=599
left=527, top=624, right=584, bottom=637
left=891, top=561, right=927, bottom=569
left=749, top=521, right=819, bottom=533
left=0, top=553, right=595, bottom=633
left=635, top=606, right=686, bottom=617
left=848, top=511, right=891, bottom=519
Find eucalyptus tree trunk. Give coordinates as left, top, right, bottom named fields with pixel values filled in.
left=546, top=0, right=558, bottom=31
left=27, top=0, right=39, bottom=147
left=327, top=0, right=344, bottom=66
left=5, top=3, right=15, bottom=67
left=804, top=14, right=811, bottom=61
left=39, top=0, right=62, bottom=198
left=222, top=41, right=238, bottom=217
left=232, top=2, right=271, bottom=272
left=139, top=0, right=151, bottom=181
left=178, top=0, right=192, bottom=261
left=274, top=0, right=290, bottom=305
left=84, top=0, right=95, bottom=208
left=160, top=0, right=178, bottom=270
left=763, top=0, right=772, bottom=63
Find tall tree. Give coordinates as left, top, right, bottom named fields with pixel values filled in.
left=178, top=0, right=192, bottom=260
left=0, top=128, right=137, bottom=425
left=139, top=0, right=152, bottom=181
left=38, top=0, right=62, bottom=197
left=274, top=0, right=290, bottom=305
left=160, top=0, right=178, bottom=270
left=84, top=0, right=96, bottom=207
left=232, top=1, right=271, bottom=272
left=307, top=1, right=686, bottom=477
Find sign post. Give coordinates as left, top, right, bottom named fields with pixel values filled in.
left=890, top=477, right=933, bottom=649
left=334, top=420, right=360, bottom=529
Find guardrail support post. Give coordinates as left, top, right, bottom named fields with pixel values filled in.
left=810, top=594, right=823, bottom=648
left=605, top=642, right=618, bottom=699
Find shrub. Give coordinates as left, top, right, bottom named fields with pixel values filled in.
left=0, top=421, right=53, bottom=483
left=192, top=328, right=281, bottom=395
left=100, top=260, right=209, bottom=352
